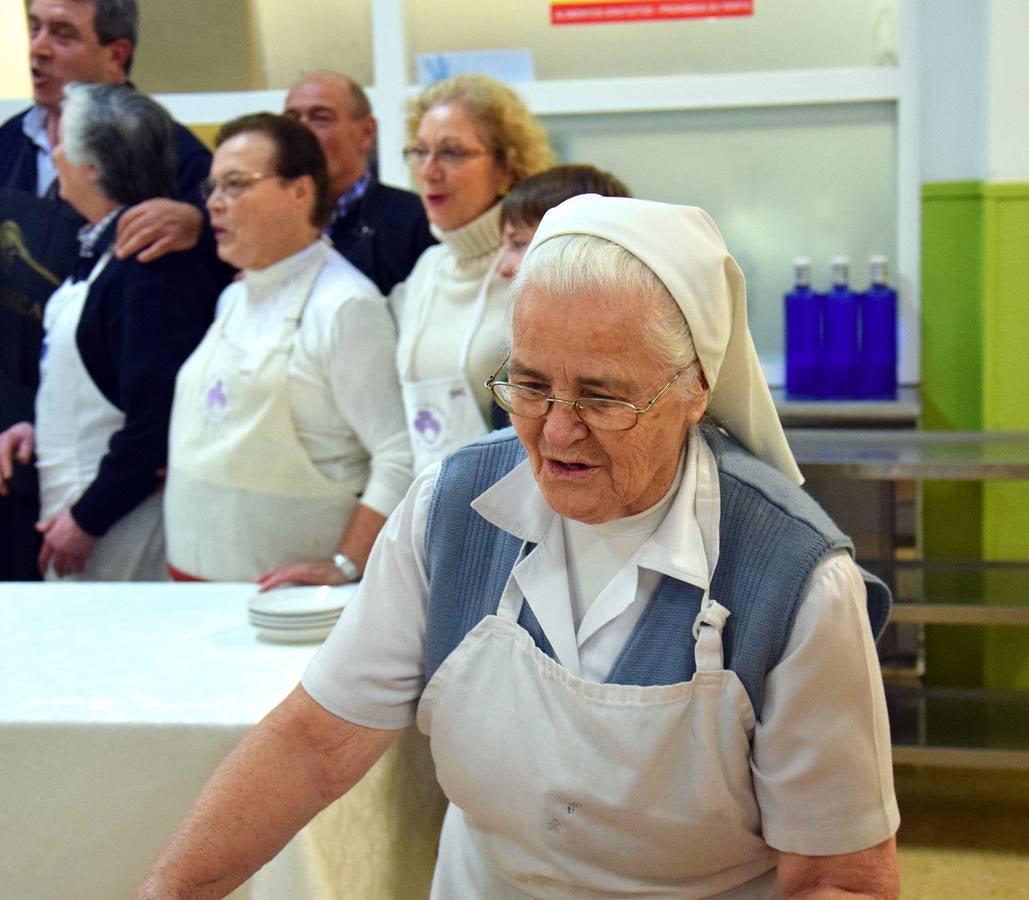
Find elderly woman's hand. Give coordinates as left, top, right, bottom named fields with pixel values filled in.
left=36, top=507, right=97, bottom=577
left=255, top=559, right=349, bottom=593
left=115, top=199, right=203, bottom=263
left=0, top=422, right=34, bottom=496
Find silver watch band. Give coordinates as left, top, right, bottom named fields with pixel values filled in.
left=332, top=553, right=360, bottom=582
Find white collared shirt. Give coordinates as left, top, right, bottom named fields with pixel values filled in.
left=466, top=424, right=718, bottom=680
left=302, top=426, right=898, bottom=858
left=303, top=425, right=885, bottom=743
left=21, top=106, right=57, bottom=197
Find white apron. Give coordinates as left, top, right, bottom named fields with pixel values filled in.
left=416, top=556, right=781, bottom=897
left=399, top=252, right=500, bottom=474
left=34, top=252, right=165, bottom=581
left=164, top=242, right=363, bottom=582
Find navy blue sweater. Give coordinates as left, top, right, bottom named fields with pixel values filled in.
left=67, top=213, right=218, bottom=536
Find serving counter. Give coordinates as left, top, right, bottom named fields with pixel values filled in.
left=784, top=427, right=1029, bottom=770
left=0, top=582, right=446, bottom=900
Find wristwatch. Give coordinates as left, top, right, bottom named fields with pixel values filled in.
left=332, top=552, right=360, bottom=582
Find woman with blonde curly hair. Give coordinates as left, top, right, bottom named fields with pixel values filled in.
left=393, top=74, right=554, bottom=473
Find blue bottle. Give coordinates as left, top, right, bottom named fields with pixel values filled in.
left=784, top=256, right=821, bottom=398
left=859, top=255, right=898, bottom=399
left=822, top=256, right=859, bottom=398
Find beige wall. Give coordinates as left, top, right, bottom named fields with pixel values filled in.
left=132, top=0, right=256, bottom=92
left=133, top=0, right=374, bottom=93
left=127, top=0, right=899, bottom=93
left=1, top=0, right=31, bottom=98
left=409, top=0, right=899, bottom=81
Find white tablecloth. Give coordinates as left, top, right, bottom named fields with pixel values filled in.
left=0, top=582, right=445, bottom=900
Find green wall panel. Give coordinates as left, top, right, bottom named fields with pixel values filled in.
left=921, top=181, right=1029, bottom=691
left=981, top=184, right=1029, bottom=691
left=921, top=182, right=985, bottom=687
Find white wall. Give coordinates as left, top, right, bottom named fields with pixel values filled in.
left=919, top=0, right=1029, bottom=184
left=986, top=0, right=1029, bottom=181
left=918, top=0, right=987, bottom=182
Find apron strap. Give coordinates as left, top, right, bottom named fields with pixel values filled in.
left=402, top=247, right=502, bottom=381
left=692, top=598, right=731, bottom=672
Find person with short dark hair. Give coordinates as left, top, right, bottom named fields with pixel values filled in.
left=163, top=113, right=412, bottom=588
left=284, top=71, right=435, bottom=295
left=498, top=163, right=632, bottom=278
left=0, top=82, right=218, bottom=580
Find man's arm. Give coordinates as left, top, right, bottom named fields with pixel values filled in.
left=114, top=199, right=203, bottom=262
left=135, top=685, right=401, bottom=900
left=778, top=836, right=899, bottom=899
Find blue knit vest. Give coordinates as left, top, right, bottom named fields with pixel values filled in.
left=423, top=425, right=891, bottom=718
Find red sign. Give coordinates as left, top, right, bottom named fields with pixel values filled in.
left=552, top=0, right=753, bottom=25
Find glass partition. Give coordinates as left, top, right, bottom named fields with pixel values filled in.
left=544, top=102, right=898, bottom=366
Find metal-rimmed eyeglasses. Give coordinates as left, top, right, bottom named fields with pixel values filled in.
left=485, top=357, right=690, bottom=432
left=200, top=171, right=280, bottom=201
left=402, top=144, right=489, bottom=170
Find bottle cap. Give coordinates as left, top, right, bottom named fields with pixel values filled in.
left=792, top=256, right=811, bottom=286
left=869, top=254, right=889, bottom=285
left=830, top=255, right=850, bottom=286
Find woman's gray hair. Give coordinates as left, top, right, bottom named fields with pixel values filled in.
left=60, top=82, right=176, bottom=206
left=511, top=233, right=707, bottom=400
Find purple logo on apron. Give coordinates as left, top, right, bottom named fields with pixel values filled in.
left=207, top=378, right=227, bottom=412
left=414, top=408, right=442, bottom=445
left=202, top=377, right=230, bottom=424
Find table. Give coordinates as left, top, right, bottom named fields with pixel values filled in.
left=785, top=428, right=1029, bottom=481
left=0, top=582, right=446, bottom=899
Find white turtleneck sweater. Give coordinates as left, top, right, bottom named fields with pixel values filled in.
left=214, top=241, right=413, bottom=517
left=391, top=203, right=507, bottom=424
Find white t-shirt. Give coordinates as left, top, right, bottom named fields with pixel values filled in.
left=302, top=426, right=899, bottom=854
left=217, top=242, right=412, bottom=516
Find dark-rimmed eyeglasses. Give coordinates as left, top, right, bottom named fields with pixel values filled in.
left=485, top=357, right=691, bottom=432
left=402, top=145, right=489, bottom=170
left=200, top=172, right=279, bottom=201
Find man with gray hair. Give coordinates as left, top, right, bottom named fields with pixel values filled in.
left=285, top=71, right=434, bottom=296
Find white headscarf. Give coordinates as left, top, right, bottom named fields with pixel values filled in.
left=526, top=194, right=802, bottom=485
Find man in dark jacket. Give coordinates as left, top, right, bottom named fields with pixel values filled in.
left=285, top=71, right=436, bottom=296
left=0, top=0, right=217, bottom=580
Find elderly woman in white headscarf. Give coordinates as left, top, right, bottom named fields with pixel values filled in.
left=136, top=197, right=900, bottom=900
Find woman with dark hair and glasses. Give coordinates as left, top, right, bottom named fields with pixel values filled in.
left=163, top=113, right=412, bottom=589
left=392, top=74, right=553, bottom=474
left=0, top=82, right=217, bottom=580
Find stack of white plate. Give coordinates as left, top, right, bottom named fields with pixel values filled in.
left=247, top=584, right=358, bottom=643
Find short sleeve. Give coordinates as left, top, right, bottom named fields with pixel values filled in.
left=751, top=551, right=900, bottom=855
left=301, top=465, right=439, bottom=730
